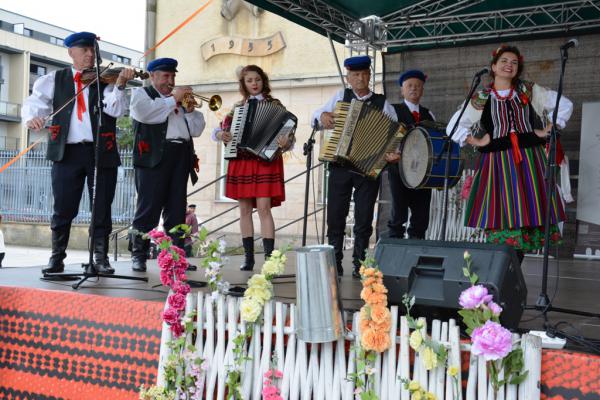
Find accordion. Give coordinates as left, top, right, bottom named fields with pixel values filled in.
left=224, top=100, right=297, bottom=162
left=318, top=99, right=407, bottom=178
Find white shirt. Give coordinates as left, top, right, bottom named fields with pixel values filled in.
left=403, top=99, right=436, bottom=121
left=130, top=86, right=206, bottom=140
left=311, top=88, right=398, bottom=128
left=447, top=86, right=573, bottom=146
left=0, top=229, right=5, bottom=253
left=211, top=93, right=265, bottom=141
left=22, top=68, right=129, bottom=143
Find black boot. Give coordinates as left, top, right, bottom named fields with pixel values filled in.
left=91, top=236, right=115, bottom=274
left=43, top=229, right=70, bottom=274
left=263, top=238, right=275, bottom=259
left=352, top=264, right=361, bottom=279
left=240, top=237, right=255, bottom=271
left=131, top=233, right=149, bottom=272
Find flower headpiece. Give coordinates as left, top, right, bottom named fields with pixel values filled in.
left=491, top=45, right=524, bottom=63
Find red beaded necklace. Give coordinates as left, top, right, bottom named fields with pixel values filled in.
left=491, top=84, right=514, bottom=101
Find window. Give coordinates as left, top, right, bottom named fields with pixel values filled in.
left=30, top=64, right=46, bottom=76
left=50, top=36, right=64, bottom=46
left=122, top=57, right=130, bottom=65
left=23, top=28, right=32, bottom=37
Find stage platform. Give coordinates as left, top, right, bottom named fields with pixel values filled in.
left=1, top=250, right=598, bottom=344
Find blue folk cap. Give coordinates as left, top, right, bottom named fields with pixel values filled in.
left=147, top=58, right=179, bottom=72
left=398, top=69, right=427, bottom=86
left=343, top=55, right=371, bottom=71
left=64, top=31, right=97, bottom=48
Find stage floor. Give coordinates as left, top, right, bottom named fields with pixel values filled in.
left=1, top=249, right=598, bottom=349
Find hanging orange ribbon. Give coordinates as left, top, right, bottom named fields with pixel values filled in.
left=141, top=0, right=214, bottom=61
left=0, top=139, right=42, bottom=173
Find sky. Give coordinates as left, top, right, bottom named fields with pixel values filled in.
left=0, top=0, right=146, bottom=50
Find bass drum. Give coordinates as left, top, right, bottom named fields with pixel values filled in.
left=399, top=121, right=463, bottom=189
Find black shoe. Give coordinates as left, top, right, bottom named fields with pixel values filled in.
left=352, top=268, right=361, bottom=279
left=187, top=264, right=198, bottom=271
left=93, top=262, right=115, bottom=274
left=337, top=265, right=344, bottom=276
left=263, top=238, right=275, bottom=259
left=132, top=259, right=147, bottom=272
left=240, top=237, right=255, bottom=271
left=42, top=262, right=64, bottom=274
left=93, top=237, right=115, bottom=274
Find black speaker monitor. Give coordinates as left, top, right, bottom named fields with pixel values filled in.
left=374, top=239, right=527, bottom=329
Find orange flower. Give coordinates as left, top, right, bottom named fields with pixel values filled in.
left=371, top=283, right=388, bottom=295
left=363, top=277, right=378, bottom=286
left=370, top=305, right=390, bottom=324
left=361, top=328, right=391, bottom=352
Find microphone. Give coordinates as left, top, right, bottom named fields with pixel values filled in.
left=560, top=38, right=578, bottom=50
left=474, top=67, right=489, bottom=78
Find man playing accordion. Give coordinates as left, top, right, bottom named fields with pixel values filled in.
left=312, top=55, right=399, bottom=279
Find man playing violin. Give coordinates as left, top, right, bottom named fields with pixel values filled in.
left=22, top=31, right=135, bottom=276
left=128, top=58, right=206, bottom=273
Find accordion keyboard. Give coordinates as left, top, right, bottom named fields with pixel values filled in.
left=224, top=104, right=247, bottom=159
left=318, top=101, right=350, bottom=162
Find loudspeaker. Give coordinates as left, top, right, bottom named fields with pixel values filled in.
left=374, top=239, right=527, bottom=329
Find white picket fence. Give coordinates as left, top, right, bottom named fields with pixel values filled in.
left=157, top=293, right=542, bottom=399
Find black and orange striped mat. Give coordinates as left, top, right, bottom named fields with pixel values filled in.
left=0, top=286, right=163, bottom=400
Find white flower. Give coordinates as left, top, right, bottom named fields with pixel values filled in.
left=464, top=250, right=471, bottom=260
left=211, top=291, right=219, bottom=301
left=208, top=261, right=222, bottom=270
left=270, top=249, right=282, bottom=258
left=218, top=240, right=227, bottom=253
left=365, top=366, right=376, bottom=375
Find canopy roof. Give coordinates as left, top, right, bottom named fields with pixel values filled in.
left=245, top=0, right=600, bottom=52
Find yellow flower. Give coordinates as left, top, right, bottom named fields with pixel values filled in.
left=421, top=346, right=438, bottom=370
left=247, top=274, right=270, bottom=290
left=270, top=249, right=282, bottom=258
left=426, top=392, right=437, bottom=400
left=244, top=285, right=272, bottom=303
left=409, top=330, right=422, bottom=351
left=261, top=259, right=284, bottom=276
left=408, top=380, right=421, bottom=391
left=448, top=365, right=459, bottom=377
left=464, top=250, right=471, bottom=260
left=411, top=391, right=422, bottom=400
left=239, top=297, right=262, bottom=322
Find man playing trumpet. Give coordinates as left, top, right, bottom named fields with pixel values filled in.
left=129, top=57, right=206, bottom=272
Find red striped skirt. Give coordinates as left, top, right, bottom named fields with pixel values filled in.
left=225, top=154, right=285, bottom=208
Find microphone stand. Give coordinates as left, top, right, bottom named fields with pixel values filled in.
left=45, top=38, right=148, bottom=289
left=301, top=120, right=319, bottom=246
left=535, top=45, right=599, bottom=320
left=438, top=72, right=483, bottom=241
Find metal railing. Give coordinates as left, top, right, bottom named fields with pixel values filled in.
left=0, top=145, right=136, bottom=224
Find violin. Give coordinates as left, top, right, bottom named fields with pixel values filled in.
left=80, top=67, right=149, bottom=85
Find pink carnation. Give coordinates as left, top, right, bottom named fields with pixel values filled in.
left=459, top=285, right=493, bottom=309
left=161, top=306, right=181, bottom=325
left=471, top=320, right=512, bottom=360
left=160, top=269, right=174, bottom=286
left=170, top=322, right=184, bottom=337
left=488, top=301, right=503, bottom=316
left=168, top=292, right=187, bottom=311
left=172, top=281, right=191, bottom=295
left=148, top=229, right=170, bottom=246
left=157, top=250, right=175, bottom=272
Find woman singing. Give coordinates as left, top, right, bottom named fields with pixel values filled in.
left=448, top=45, right=573, bottom=261
left=214, top=65, right=293, bottom=271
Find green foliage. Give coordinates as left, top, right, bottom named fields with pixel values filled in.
left=117, top=116, right=134, bottom=149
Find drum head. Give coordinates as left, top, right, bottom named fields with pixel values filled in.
left=400, top=127, right=430, bottom=188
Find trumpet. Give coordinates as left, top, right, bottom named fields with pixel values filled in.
left=170, top=86, right=222, bottom=111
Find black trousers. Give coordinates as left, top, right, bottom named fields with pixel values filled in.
left=327, top=164, right=380, bottom=268
left=132, top=141, right=191, bottom=235
left=50, top=143, right=117, bottom=238
left=387, top=163, right=432, bottom=239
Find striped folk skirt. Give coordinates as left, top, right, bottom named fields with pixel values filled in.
left=465, top=144, right=565, bottom=251
left=225, top=154, right=285, bottom=208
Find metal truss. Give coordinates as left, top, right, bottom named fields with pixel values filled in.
left=255, top=0, right=367, bottom=44
left=383, top=0, right=485, bottom=21
left=381, top=0, right=600, bottom=48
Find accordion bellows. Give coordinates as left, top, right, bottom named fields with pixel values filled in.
left=224, top=100, right=297, bottom=162
left=319, top=100, right=407, bottom=178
